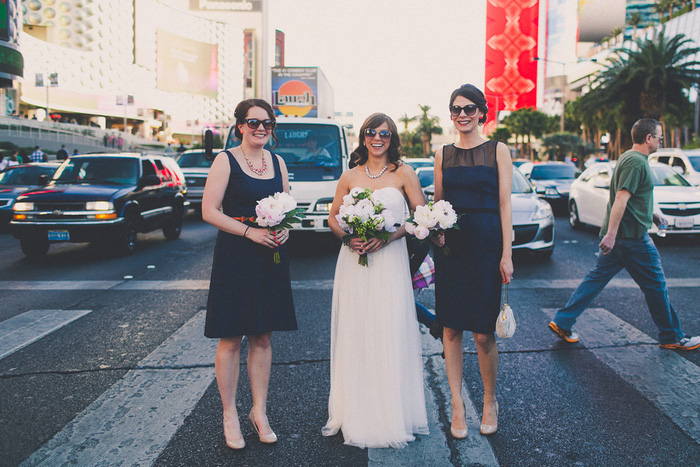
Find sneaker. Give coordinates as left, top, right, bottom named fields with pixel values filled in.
left=548, top=321, right=579, bottom=343
left=659, top=336, right=700, bottom=350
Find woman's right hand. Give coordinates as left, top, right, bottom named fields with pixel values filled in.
left=348, top=237, right=367, bottom=255
left=246, top=227, right=277, bottom=249
left=431, top=231, right=445, bottom=247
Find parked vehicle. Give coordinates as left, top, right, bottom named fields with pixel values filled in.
left=425, top=166, right=555, bottom=258
left=11, top=153, right=188, bottom=258
left=403, top=158, right=434, bottom=171
left=568, top=161, right=700, bottom=235
left=175, top=149, right=221, bottom=213
left=224, top=117, right=350, bottom=232
left=0, top=163, right=60, bottom=226
left=525, top=161, right=581, bottom=211
left=649, top=148, right=700, bottom=186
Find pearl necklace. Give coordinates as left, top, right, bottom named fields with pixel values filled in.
left=242, top=148, right=267, bottom=176
left=365, top=164, right=389, bottom=179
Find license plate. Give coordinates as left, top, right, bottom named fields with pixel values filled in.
left=674, top=218, right=694, bottom=229
left=48, top=230, right=70, bottom=241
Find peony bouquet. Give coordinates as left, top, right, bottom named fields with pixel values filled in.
left=336, top=187, right=397, bottom=266
left=255, top=192, right=305, bottom=264
left=405, top=200, right=460, bottom=255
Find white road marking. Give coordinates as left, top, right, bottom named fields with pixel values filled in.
left=0, top=309, right=92, bottom=360
left=543, top=308, right=700, bottom=443
left=21, top=310, right=217, bottom=467
left=0, top=278, right=699, bottom=291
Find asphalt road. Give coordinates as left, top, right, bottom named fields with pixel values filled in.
left=0, top=213, right=699, bottom=466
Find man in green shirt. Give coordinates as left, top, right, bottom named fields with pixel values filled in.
left=548, top=118, right=700, bottom=350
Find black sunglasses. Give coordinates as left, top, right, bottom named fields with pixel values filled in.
left=450, top=104, right=479, bottom=117
left=243, top=118, right=275, bottom=130
left=364, top=128, right=392, bottom=140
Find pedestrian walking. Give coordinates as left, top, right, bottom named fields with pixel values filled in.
left=433, top=84, right=513, bottom=438
left=56, top=145, right=68, bottom=161
left=201, top=99, right=296, bottom=450
left=29, top=146, right=47, bottom=163
left=549, top=118, right=700, bottom=350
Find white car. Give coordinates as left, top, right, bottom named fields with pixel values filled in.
left=568, top=162, right=700, bottom=235
left=649, top=148, right=700, bottom=186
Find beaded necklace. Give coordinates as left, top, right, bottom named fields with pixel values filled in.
left=365, top=164, right=389, bottom=179
left=241, top=147, right=267, bottom=176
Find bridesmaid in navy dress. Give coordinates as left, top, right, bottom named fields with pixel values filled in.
left=202, top=99, right=297, bottom=450
left=433, top=84, right=513, bottom=438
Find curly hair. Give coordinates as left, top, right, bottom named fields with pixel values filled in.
left=349, top=113, right=402, bottom=171
left=233, top=99, right=278, bottom=149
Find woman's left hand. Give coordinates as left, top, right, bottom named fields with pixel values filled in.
left=500, top=257, right=514, bottom=284
left=273, top=228, right=290, bottom=246
left=363, top=236, right=388, bottom=254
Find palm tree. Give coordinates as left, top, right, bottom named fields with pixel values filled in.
left=416, top=105, right=443, bottom=156
left=398, top=113, right=416, bottom=133
left=627, top=12, right=643, bottom=37
left=654, top=0, right=668, bottom=22
left=588, top=31, right=700, bottom=148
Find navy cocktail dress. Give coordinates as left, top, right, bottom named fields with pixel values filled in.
left=434, top=141, right=503, bottom=333
left=205, top=151, right=297, bottom=338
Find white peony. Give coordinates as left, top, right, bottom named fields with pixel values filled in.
left=413, top=204, right=439, bottom=228
left=414, top=225, right=430, bottom=240
left=355, top=198, right=375, bottom=222
left=349, top=187, right=363, bottom=198
left=342, top=193, right=355, bottom=206
left=370, top=213, right=385, bottom=231
left=404, top=220, right=416, bottom=235
left=276, top=192, right=297, bottom=211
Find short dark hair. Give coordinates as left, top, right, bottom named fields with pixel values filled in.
left=233, top=99, right=278, bottom=148
left=631, top=118, right=661, bottom=144
left=449, top=84, right=489, bottom=124
left=349, top=113, right=402, bottom=171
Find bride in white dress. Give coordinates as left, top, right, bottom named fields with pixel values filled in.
left=323, top=113, right=429, bottom=448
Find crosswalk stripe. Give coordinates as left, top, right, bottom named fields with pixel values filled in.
left=1, top=278, right=699, bottom=291
left=0, top=309, right=92, bottom=360
left=543, top=308, right=700, bottom=443
left=21, top=310, right=217, bottom=467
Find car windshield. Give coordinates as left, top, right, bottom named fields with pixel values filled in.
left=530, top=164, right=580, bottom=180
left=687, top=155, right=700, bottom=172
left=511, top=167, right=533, bottom=194
left=53, top=158, right=139, bottom=185
left=0, top=166, right=57, bottom=185
left=416, top=170, right=433, bottom=188
left=405, top=159, right=433, bottom=170
left=176, top=151, right=214, bottom=168
left=226, top=123, right=343, bottom=182
left=651, top=165, right=691, bottom=187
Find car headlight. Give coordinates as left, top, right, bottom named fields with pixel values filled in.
left=532, top=201, right=553, bottom=220
left=13, top=202, right=34, bottom=212
left=314, top=198, right=334, bottom=212
left=86, top=201, right=114, bottom=211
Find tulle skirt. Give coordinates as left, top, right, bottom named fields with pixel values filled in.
left=322, top=237, right=429, bottom=448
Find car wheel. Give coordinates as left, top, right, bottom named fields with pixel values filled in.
left=163, top=206, right=183, bottom=240
left=569, top=201, right=583, bottom=230
left=117, top=216, right=138, bottom=255
left=20, top=237, right=50, bottom=259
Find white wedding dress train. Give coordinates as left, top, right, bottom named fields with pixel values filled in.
left=322, top=187, right=429, bottom=448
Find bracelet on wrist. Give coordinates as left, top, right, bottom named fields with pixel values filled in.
left=243, top=226, right=251, bottom=238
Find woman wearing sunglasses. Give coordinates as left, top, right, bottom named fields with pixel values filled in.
left=202, top=98, right=297, bottom=450
left=322, top=113, right=429, bottom=448
left=433, top=84, right=513, bottom=438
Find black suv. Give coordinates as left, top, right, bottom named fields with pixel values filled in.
left=11, top=153, right=188, bottom=257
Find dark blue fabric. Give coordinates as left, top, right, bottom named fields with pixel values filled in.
left=205, top=152, right=297, bottom=338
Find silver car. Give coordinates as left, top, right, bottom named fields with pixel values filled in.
left=175, top=149, right=220, bottom=213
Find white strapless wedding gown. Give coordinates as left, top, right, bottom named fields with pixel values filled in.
left=322, top=187, right=429, bottom=448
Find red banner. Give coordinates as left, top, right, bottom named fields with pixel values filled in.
left=484, top=0, right=539, bottom=134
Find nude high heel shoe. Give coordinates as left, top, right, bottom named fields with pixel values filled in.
left=223, top=417, right=245, bottom=450
left=450, top=402, right=468, bottom=439
left=480, top=401, right=499, bottom=435
left=249, top=411, right=278, bottom=444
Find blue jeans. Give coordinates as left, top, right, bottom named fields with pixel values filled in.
left=553, top=233, right=683, bottom=344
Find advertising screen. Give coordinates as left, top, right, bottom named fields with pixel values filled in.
left=271, top=67, right=318, bottom=118
left=156, top=29, right=218, bottom=98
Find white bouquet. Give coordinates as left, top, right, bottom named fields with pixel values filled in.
left=254, top=192, right=305, bottom=264
left=405, top=200, right=460, bottom=255
left=335, top=187, right=397, bottom=266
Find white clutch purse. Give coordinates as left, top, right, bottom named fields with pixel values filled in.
left=496, top=282, right=516, bottom=338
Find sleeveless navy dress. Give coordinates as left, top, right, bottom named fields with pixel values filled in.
left=205, top=151, right=297, bottom=338
left=434, top=141, right=503, bottom=333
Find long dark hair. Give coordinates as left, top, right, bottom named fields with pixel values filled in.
left=449, top=84, right=489, bottom=124
left=233, top=98, right=278, bottom=148
left=349, top=113, right=401, bottom=171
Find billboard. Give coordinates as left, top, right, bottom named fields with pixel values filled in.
left=271, top=67, right=319, bottom=118
left=484, top=0, right=539, bottom=133
left=156, top=29, right=218, bottom=98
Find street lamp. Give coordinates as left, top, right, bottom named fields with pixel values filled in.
left=534, top=57, right=567, bottom=133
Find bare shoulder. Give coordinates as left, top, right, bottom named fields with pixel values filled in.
left=396, top=162, right=419, bottom=179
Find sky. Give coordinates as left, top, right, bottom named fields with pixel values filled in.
left=268, top=0, right=487, bottom=132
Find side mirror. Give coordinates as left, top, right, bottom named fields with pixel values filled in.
left=38, top=174, right=50, bottom=186
left=139, top=174, right=161, bottom=188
